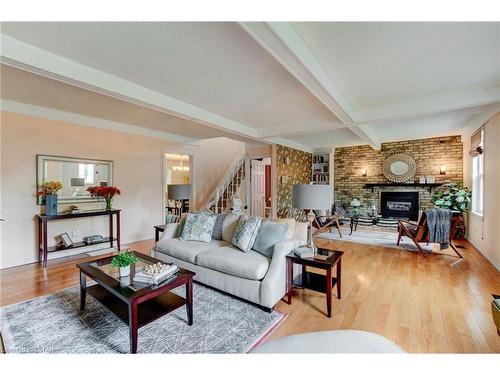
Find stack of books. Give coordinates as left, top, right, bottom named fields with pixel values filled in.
left=133, top=263, right=178, bottom=285
left=294, top=247, right=315, bottom=258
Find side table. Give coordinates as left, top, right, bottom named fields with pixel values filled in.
left=154, top=225, right=166, bottom=242
left=286, top=247, right=343, bottom=318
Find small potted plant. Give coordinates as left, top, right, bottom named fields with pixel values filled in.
left=38, top=181, right=63, bottom=216
left=111, top=252, right=139, bottom=277
left=87, top=186, right=121, bottom=210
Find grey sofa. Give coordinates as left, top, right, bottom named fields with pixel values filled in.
left=151, top=215, right=307, bottom=310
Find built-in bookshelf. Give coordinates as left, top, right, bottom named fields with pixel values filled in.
left=311, top=152, right=331, bottom=185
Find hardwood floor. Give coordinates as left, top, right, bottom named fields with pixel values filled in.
left=1, top=238, right=499, bottom=353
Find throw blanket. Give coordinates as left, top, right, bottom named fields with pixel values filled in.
left=426, top=208, right=452, bottom=250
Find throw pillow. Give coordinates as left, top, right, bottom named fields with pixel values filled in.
left=222, top=212, right=241, bottom=242
left=252, top=220, right=288, bottom=258
left=277, top=218, right=296, bottom=240
left=175, top=214, right=187, bottom=237
left=211, top=213, right=227, bottom=240
left=180, top=213, right=217, bottom=243
left=231, top=214, right=262, bottom=252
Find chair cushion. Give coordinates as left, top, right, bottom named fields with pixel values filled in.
left=222, top=212, right=241, bottom=242
left=252, top=220, right=288, bottom=257
left=155, top=238, right=229, bottom=263
left=232, top=215, right=262, bottom=252
left=180, top=213, right=217, bottom=243
left=314, top=209, right=327, bottom=225
left=196, top=246, right=270, bottom=281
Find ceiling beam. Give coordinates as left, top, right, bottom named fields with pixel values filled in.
left=239, top=22, right=381, bottom=150
left=263, top=137, right=314, bottom=154
left=0, top=34, right=266, bottom=144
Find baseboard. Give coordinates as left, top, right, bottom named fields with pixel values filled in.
left=466, top=236, right=500, bottom=271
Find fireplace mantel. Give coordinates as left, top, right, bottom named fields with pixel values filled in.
left=363, top=182, right=443, bottom=193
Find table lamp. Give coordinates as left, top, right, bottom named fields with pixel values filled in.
left=167, top=184, right=191, bottom=220
left=292, top=184, right=332, bottom=253
left=70, top=177, right=85, bottom=196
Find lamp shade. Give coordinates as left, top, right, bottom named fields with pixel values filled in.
left=70, top=177, right=85, bottom=187
left=291, top=184, right=332, bottom=210
left=167, top=184, right=191, bottom=200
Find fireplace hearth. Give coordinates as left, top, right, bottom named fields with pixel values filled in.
left=380, top=191, right=419, bottom=221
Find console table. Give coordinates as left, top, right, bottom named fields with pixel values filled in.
left=36, top=209, right=121, bottom=267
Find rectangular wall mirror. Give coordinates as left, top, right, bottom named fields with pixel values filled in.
left=37, top=155, right=114, bottom=204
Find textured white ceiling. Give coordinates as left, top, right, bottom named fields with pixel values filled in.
left=292, top=22, right=500, bottom=109
left=1, top=22, right=498, bottom=151
left=0, top=22, right=338, bottom=130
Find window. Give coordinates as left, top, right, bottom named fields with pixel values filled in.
left=471, top=129, right=484, bottom=216
left=79, top=163, right=94, bottom=184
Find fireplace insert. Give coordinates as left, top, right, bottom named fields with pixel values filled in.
left=380, top=191, right=419, bottom=221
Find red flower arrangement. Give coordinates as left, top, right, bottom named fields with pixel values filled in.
left=87, top=186, right=121, bottom=210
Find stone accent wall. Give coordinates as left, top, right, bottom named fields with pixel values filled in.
left=334, top=136, right=463, bottom=216
left=276, top=144, right=312, bottom=221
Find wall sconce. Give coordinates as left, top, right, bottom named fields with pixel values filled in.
left=361, top=168, right=367, bottom=177
left=439, top=165, right=447, bottom=175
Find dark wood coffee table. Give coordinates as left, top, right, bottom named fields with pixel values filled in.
left=77, top=251, right=195, bottom=353
left=286, top=247, right=343, bottom=318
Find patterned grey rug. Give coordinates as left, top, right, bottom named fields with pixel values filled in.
left=0, top=283, right=286, bottom=353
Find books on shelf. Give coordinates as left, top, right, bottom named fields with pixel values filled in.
left=294, top=246, right=315, bottom=258
left=133, top=264, right=178, bottom=285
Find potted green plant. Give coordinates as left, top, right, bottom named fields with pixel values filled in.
left=111, top=252, right=139, bottom=277
left=431, top=182, right=472, bottom=213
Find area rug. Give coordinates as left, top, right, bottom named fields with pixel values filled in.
left=317, top=228, right=438, bottom=252
left=0, top=283, right=286, bottom=354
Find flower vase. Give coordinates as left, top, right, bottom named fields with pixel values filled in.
left=119, top=265, right=130, bottom=277
left=105, top=199, right=112, bottom=210
left=45, top=194, right=58, bottom=216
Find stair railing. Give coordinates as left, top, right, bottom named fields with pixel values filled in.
left=206, top=156, right=245, bottom=213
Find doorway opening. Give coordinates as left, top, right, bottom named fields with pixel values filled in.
left=164, top=153, right=193, bottom=224
left=249, top=158, right=272, bottom=218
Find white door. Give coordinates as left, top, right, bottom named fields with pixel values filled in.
left=251, top=160, right=266, bottom=217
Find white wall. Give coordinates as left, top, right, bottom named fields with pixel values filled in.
left=463, top=112, right=500, bottom=271
left=0, top=111, right=244, bottom=268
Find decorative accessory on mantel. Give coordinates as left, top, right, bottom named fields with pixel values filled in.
left=37, top=181, right=63, bottom=216
left=291, top=184, right=332, bottom=254
left=87, top=186, right=121, bottom=210
left=382, top=153, right=417, bottom=183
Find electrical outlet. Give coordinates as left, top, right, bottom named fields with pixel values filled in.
left=72, top=229, right=81, bottom=238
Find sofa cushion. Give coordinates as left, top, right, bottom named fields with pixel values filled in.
left=232, top=215, right=262, bottom=252
left=252, top=220, right=288, bottom=257
left=211, top=213, right=227, bottom=240
left=180, top=213, right=217, bottom=243
left=155, top=238, right=229, bottom=263
left=195, top=246, right=270, bottom=281
left=222, top=212, right=241, bottom=242
left=277, top=218, right=296, bottom=240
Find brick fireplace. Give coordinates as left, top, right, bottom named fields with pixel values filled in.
left=333, top=135, right=463, bottom=217
left=380, top=191, right=419, bottom=221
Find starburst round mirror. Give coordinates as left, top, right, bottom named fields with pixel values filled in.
left=383, top=153, right=417, bottom=183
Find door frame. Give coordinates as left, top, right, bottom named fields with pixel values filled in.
left=162, top=151, right=194, bottom=224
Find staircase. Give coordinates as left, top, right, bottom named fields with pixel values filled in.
left=206, top=156, right=246, bottom=214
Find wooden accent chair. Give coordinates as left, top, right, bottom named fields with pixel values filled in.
left=396, top=211, right=462, bottom=258
left=306, top=210, right=343, bottom=238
